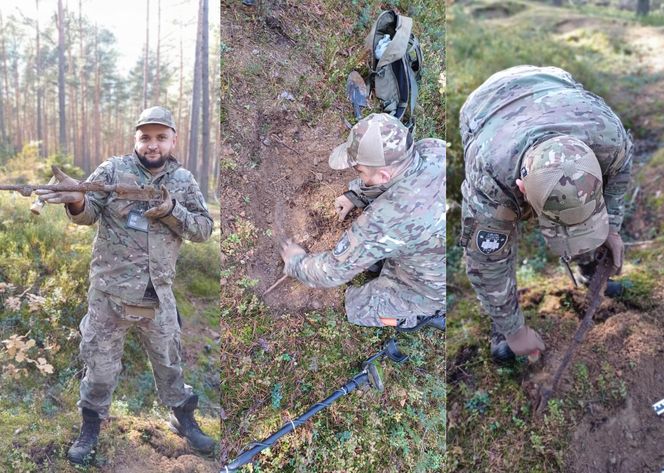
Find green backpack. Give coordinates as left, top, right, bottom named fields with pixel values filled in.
left=365, top=10, right=423, bottom=131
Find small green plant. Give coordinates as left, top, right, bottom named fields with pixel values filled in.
left=465, top=390, right=491, bottom=414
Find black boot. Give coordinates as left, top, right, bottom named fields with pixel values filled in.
left=366, top=259, right=385, bottom=277
left=578, top=262, right=623, bottom=298
left=169, top=394, right=215, bottom=454
left=490, top=324, right=515, bottom=364
left=395, top=312, right=446, bottom=333
left=67, top=407, right=102, bottom=465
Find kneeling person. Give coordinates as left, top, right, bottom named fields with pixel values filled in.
left=280, top=113, right=445, bottom=330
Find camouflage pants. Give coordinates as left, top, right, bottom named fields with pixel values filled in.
left=77, top=288, right=192, bottom=418
left=345, top=275, right=444, bottom=328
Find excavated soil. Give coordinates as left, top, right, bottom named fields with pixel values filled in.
left=97, top=418, right=217, bottom=473
left=219, top=3, right=358, bottom=313
left=511, top=236, right=664, bottom=473
left=102, top=448, right=216, bottom=473
left=518, top=284, right=664, bottom=472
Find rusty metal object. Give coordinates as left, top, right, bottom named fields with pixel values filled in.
left=0, top=182, right=162, bottom=201
left=534, top=245, right=613, bottom=415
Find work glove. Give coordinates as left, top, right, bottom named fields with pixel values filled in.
left=505, top=325, right=545, bottom=357
left=279, top=238, right=306, bottom=264
left=35, top=166, right=84, bottom=205
left=334, top=194, right=354, bottom=222
left=604, top=230, right=624, bottom=275
left=144, top=185, right=174, bottom=219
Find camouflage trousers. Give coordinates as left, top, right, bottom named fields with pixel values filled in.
left=77, top=287, right=192, bottom=418
left=345, top=274, right=444, bottom=328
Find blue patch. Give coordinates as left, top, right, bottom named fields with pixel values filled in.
left=333, top=233, right=351, bottom=257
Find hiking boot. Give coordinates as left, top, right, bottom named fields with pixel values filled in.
left=366, top=259, right=385, bottom=277
left=169, top=394, right=215, bottom=454
left=67, top=407, right=102, bottom=465
left=578, top=262, right=623, bottom=299
left=604, top=279, right=624, bottom=298
left=490, top=325, right=515, bottom=364
left=395, top=312, right=446, bottom=333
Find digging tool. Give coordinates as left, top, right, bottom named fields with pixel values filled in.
left=220, top=338, right=408, bottom=473
left=262, top=274, right=288, bottom=297
left=534, top=245, right=614, bottom=415
left=346, top=71, right=368, bottom=120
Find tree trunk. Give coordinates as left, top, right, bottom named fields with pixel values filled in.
left=636, top=0, right=650, bottom=15
left=12, top=47, right=21, bottom=150
left=79, top=0, right=88, bottom=170
left=0, top=13, right=9, bottom=146
left=155, top=0, right=161, bottom=104
left=57, top=0, right=67, bottom=153
left=35, top=0, right=44, bottom=157
left=67, top=19, right=77, bottom=162
left=177, top=32, right=184, bottom=154
left=93, top=24, right=101, bottom=172
left=188, top=0, right=204, bottom=178
left=200, top=0, right=209, bottom=199
left=142, top=0, right=150, bottom=109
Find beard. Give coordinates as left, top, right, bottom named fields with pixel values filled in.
left=136, top=151, right=169, bottom=169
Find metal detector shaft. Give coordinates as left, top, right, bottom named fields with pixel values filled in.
left=221, top=371, right=370, bottom=473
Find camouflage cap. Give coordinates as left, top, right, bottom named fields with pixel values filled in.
left=329, top=113, right=412, bottom=170
left=522, top=135, right=608, bottom=258
left=135, top=106, right=176, bottom=132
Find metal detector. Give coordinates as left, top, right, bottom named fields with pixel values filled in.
left=220, top=338, right=408, bottom=473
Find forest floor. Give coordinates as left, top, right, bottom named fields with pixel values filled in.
left=0, top=150, right=222, bottom=472
left=446, top=1, right=664, bottom=472
left=219, top=0, right=444, bottom=472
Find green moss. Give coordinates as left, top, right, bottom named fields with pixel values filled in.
left=618, top=270, right=657, bottom=309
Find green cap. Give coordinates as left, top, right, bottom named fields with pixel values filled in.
left=135, top=106, right=176, bottom=132
left=328, top=113, right=412, bottom=170
left=522, top=135, right=609, bottom=258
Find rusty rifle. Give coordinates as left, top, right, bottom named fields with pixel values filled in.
left=0, top=182, right=163, bottom=202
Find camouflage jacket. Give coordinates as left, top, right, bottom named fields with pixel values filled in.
left=67, top=153, right=213, bottom=304
left=285, top=139, right=446, bottom=303
left=459, top=65, right=632, bottom=335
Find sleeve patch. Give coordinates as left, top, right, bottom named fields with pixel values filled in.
left=476, top=229, right=509, bottom=255
left=333, top=232, right=351, bottom=258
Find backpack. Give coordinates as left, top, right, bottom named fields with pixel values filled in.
left=365, top=10, right=423, bottom=131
